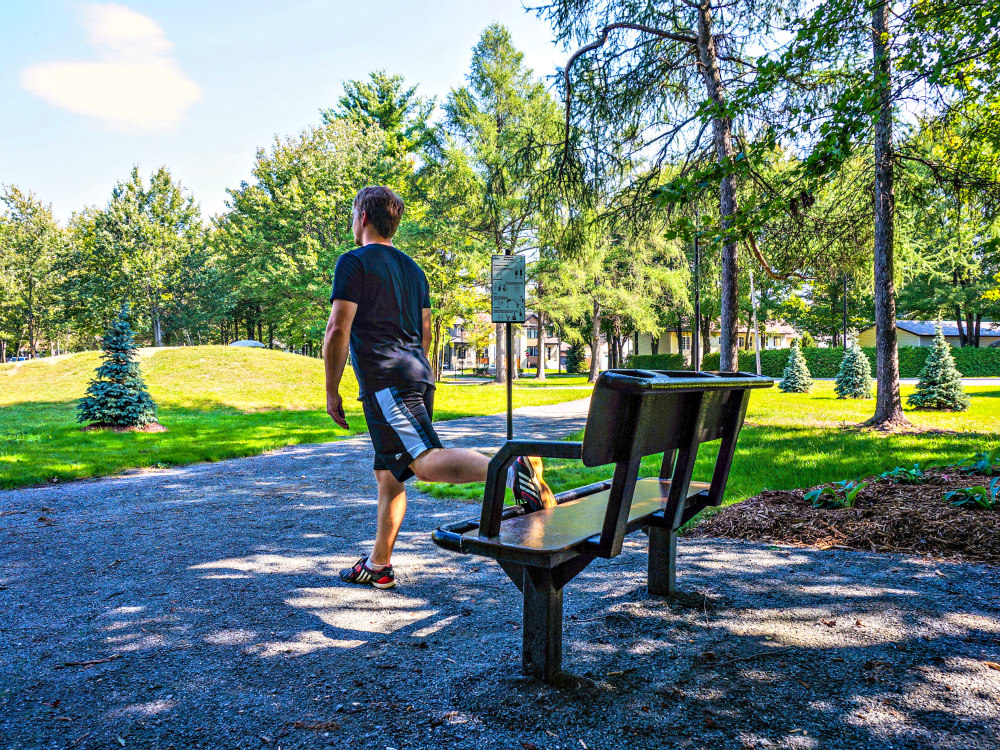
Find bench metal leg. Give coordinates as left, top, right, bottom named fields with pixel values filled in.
left=647, top=526, right=676, bottom=596
left=522, top=567, right=562, bottom=681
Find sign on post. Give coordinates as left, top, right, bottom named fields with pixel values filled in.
left=491, top=255, right=525, bottom=323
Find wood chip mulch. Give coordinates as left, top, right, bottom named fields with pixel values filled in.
left=688, top=470, right=1000, bottom=565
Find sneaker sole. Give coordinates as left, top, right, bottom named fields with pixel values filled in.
left=372, top=579, right=397, bottom=589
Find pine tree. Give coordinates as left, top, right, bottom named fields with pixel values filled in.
left=907, top=323, right=970, bottom=411
left=835, top=342, right=874, bottom=399
left=779, top=342, right=812, bottom=393
left=78, top=307, right=159, bottom=428
left=565, top=342, right=587, bottom=374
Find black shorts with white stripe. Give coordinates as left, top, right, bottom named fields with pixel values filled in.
left=361, top=383, right=444, bottom=481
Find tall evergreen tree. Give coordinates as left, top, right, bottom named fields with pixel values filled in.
left=78, top=307, right=159, bottom=428
left=907, top=324, right=970, bottom=411
left=443, top=23, right=562, bottom=383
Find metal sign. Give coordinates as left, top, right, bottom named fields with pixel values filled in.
left=491, top=255, right=525, bottom=323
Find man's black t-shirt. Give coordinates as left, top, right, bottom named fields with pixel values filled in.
left=330, top=243, right=433, bottom=398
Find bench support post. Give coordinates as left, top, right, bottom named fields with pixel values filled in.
left=522, top=567, right=562, bottom=681
left=647, top=526, right=676, bottom=596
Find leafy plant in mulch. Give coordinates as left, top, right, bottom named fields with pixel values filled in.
left=956, top=447, right=1000, bottom=476
left=778, top=342, right=812, bottom=393
left=804, top=479, right=868, bottom=509
left=77, top=306, right=160, bottom=430
left=834, top=342, right=874, bottom=399
left=879, top=464, right=926, bottom=485
left=945, top=478, right=1000, bottom=510
left=907, top=323, right=970, bottom=411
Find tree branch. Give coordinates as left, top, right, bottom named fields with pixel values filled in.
left=561, top=23, right=698, bottom=169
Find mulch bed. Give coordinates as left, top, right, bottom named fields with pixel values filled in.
left=689, top=470, right=1000, bottom=565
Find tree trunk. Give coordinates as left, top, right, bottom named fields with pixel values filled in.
left=701, top=313, right=712, bottom=357
left=696, top=0, right=738, bottom=372
left=966, top=311, right=977, bottom=348
left=588, top=299, right=602, bottom=383
left=494, top=322, right=505, bottom=384
left=866, top=0, right=908, bottom=429
left=955, top=306, right=967, bottom=347
left=432, top=316, right=443, bottom=381
left=152, top=304, right=162, bottom=347
left=651, top=336, right=659, bottom=356
left=26, top=277, right=36, bottom=359
left=973, top=314, right=982, bottom=348
left=268, top=323, right=274, bottom=349
left=536, top=310, right=546, bottom=380
left=673, top=318, right=684, bottom=366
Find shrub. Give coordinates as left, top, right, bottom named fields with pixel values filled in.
left=835, top=342, right=874, bottom=399
left=565, top=342, right=587, bottom=374
left=907, top=324, right=970, bottom=411
left=778, top=343, right=812, bottom=393
left=702, top=345, right=1000, bottom=378
left=627, top=353, right=686, bottom=370
left=78, top=307, right=159, bottom=427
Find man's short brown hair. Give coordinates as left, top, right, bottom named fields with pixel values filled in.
left=353, top=186, right=404, bottom=239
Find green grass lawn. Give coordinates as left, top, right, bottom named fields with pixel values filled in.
left=0, top=346, right=589, bottom=490
left=417, top=381, right=1000, bottom=505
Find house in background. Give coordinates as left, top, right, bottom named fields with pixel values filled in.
left=858, top=320, right=1000, bottom=348
left=634, top=321, right=799, bottom=363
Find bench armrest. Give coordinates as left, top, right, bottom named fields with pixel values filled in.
left=479, top=440, right=583, bottom=537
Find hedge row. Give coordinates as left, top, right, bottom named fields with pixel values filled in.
left=696, top=346, right=1000, bottom=378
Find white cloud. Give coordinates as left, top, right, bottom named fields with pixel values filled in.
left=20, top=4, right=201, bottom=133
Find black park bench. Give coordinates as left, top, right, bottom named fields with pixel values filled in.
left=431, top=369, right=773, bottom=681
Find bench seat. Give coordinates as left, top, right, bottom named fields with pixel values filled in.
left=459, top=478, right=711, bottom=565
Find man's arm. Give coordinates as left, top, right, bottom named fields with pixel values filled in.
left=422, top=308, right=432, bottom=358
left=324, top=300, right=358, bottom=428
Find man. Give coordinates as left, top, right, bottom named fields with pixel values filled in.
left=325, top=185, right=553, bottom=589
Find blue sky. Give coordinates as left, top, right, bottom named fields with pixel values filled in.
left=1, top=1, right=568, bottom=222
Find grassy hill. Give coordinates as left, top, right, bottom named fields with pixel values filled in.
left=0, top=346, right=587, bottom=490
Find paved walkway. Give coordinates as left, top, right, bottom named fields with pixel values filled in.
left=2, top=397, right=998, bottom=750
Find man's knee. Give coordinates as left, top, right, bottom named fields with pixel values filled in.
left=375, top=469, right=405, bottom=492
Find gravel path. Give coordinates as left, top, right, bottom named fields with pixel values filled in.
left=2, top=397, right=998, bottom=750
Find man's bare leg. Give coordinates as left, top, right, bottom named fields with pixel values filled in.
left=369, top=470, right=407, bottom=567
left=368, top=449, right=554, bottom=568
left=410, top=447, right=489, bottom=484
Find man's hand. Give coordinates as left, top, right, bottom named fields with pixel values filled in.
left=327, top=392, right=348, bottom=429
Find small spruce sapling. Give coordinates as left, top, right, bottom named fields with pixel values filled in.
left=835, top=342, right=874, bottom=399
left=78, top=307, right=159, bottom=428
left=779, top=342, right=812, bottom=393
left=906, top=323, right=969, bottom=411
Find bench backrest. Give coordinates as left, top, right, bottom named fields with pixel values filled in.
left=582, top=369, right=772, bottom=557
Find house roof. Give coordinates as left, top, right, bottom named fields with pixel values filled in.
left=894, top=320, right=1000, bottom=338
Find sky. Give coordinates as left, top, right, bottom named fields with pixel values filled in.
left=1, top=1, right=570, bottom=223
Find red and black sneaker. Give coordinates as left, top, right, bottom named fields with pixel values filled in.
left=339, top=556, right=396, bottom=589
left=507, top=456, right=555, bottom=512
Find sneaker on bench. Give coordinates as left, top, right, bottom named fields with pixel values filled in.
left=507, top=456, right=555, bottom=512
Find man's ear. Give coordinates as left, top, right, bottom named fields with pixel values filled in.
left=358, top=210, right=368, bottom=227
